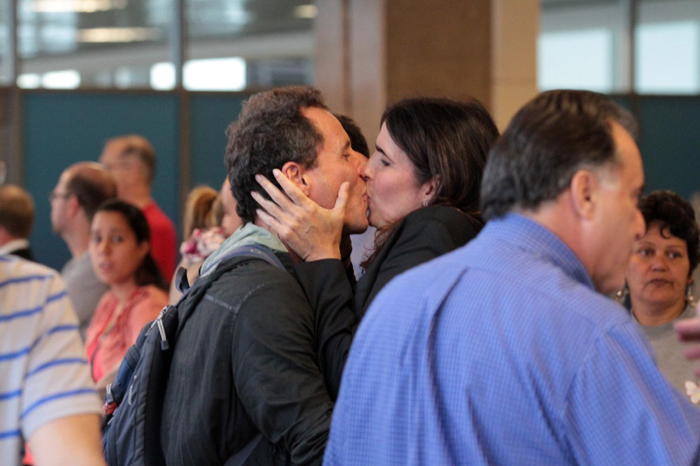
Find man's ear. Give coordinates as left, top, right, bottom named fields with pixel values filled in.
left=66, top=194, right=81, bottom=217
left=569, top=169, right=599, bottom=220
left=280, top=162, right=310, bottom=195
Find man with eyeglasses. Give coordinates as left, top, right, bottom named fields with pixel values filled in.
left=50, top=162, right=116, bottom=337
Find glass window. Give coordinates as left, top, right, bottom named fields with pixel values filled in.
left=185, top=0, right=315, bottom=91
left=635, top=0, right=700, bottom=94
left=539, top=29, right=614, bottom=93
left=539, top=0, right=629, bottom=93
left=17, top=0, right=172, bottom=89
left=0, top=2, right=9, bottom=85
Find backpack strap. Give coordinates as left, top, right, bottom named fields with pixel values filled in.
left=224, top=433, right=263, bottom=466
left=211, top=244, right=285, bottom=273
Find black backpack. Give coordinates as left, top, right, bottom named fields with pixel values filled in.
left=102, top=244, right=285, bottom=466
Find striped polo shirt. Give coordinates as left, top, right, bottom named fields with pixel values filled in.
left=0, top=255, right=101, bottom=464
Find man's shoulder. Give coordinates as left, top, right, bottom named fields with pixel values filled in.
left=0, top=255, right=59, bottom=282
left=142, top=201, right=175, bottom=230
left=203, top=252, right=304, bottom=312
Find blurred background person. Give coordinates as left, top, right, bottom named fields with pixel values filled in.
left=1, top=255, right=106, bottom=466
left=0, top=185, right=34, bottom=260
left=99, top=135, right=177, bottom=280
left=169, top=178, right=242, bottom=302
left=50, top=162, right=117, bottom=337
left=85, top=199, right=168, bottom=389
left=625, top=190, right=700, bottom=398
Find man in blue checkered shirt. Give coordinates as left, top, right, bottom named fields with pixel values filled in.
left=324, top=90, right=700, bottom=466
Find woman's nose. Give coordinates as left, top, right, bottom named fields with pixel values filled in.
left=97, top=240, right=110, bottom=255
left=650, top=255, right=668, bottom=271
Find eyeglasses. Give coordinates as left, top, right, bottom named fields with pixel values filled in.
left=48, top=192, right=71, bottom=202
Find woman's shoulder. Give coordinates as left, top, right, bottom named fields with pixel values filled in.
left=133, top=285, right=169, bottom=308
left=402, top=206, right=483, bottom=235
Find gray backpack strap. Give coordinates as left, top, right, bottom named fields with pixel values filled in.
left=224, top=433, right=263, bottom=466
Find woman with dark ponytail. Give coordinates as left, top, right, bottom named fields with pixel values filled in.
left=85, top=199, right=168, bottom=387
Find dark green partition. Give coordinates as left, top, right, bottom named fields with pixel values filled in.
left=637, top=97, right=700, bottom=199
left=189, top=93, right=246, bottom=188
left=23, top=91, right=180, bottom=271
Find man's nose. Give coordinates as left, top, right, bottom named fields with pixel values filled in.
left=634, top=211, right=645, bottom=242
left=359, top=157, right=371, bottom=180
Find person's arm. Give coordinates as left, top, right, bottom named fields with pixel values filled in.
left=253, top=169, right=359, bottom=397
left=22, top=272, right=103, bottom=466
left=564, top=321, right=700, bottom=465
left=675, top=317, right=700, bottom=377
left=292, top=259, right=357, bottom=399
left=30, top=414, right=106, bottom=466
left=231, top=271, right=335, bottom=465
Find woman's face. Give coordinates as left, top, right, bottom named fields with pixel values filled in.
left=90, top=211, right=148, bottom=287
left=625, top=222, right=692, bottom=312
left=361, top=123, right=435, bottom=229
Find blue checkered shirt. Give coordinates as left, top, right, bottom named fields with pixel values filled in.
left=324, top=214, right=700, bottom=466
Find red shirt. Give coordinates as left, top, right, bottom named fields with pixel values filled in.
left=142, top=201, right=177, bottom=280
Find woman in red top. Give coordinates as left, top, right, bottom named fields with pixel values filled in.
left=85, top=199, right=168, bottom=387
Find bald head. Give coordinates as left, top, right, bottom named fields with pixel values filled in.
left=100, top=135, right=156, bottom=191
left=0, top=185, right=34, bottom=239
left=62, top=162, right=117, bottom=221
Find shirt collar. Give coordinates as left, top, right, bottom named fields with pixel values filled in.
left=485, top=213, right=595, bottom=290
left=200, top=222, right=287, bottom=276
left=0, top=238, right=29, bottom=255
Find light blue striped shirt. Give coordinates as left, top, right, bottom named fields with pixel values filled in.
left=0, top=255, right=100, bottom=465
left=325, top=214, right=700, bottom=466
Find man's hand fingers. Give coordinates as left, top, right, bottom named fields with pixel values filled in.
left=334, top=182, right=349, bottom=212
left=273, top=169, right=312, bottom=206
left=255, top=174, right=295, bottom=209
left=675, top=317, right=700, bottom=341
left=251, top=191, right=287, bottom=222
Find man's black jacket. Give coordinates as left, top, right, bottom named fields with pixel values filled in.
left=160, top=251, right=335, bottom=466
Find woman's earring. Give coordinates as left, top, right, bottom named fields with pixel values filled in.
left=423, top=200, right=429, bottom=207
left=615, top=285, right=629, bottom=304
left=687, top=285, right=695, bottom=307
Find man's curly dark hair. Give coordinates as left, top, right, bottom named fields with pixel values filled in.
left=640, top=190, right=700, bottom=276
left=225, top=86, right=328, bottom=224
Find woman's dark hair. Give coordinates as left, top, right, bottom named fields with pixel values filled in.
left=381, top=97, right=499, bottom=214
left=95, top=199, right=168, bottom=290
left=640, top=190, right=700, bottom=277
left=361, top=97, right=498, bottom=270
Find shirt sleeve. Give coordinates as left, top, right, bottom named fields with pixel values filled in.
left=293, top=259, right=357, bottom=400
left=231, top=271, right=333, bottom=466
left=21, top=272, right=101, bottom=440
left=564, top=321, right=700, bottom=465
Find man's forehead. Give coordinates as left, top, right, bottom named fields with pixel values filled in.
left=303, top=106, right=349, bottom=151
